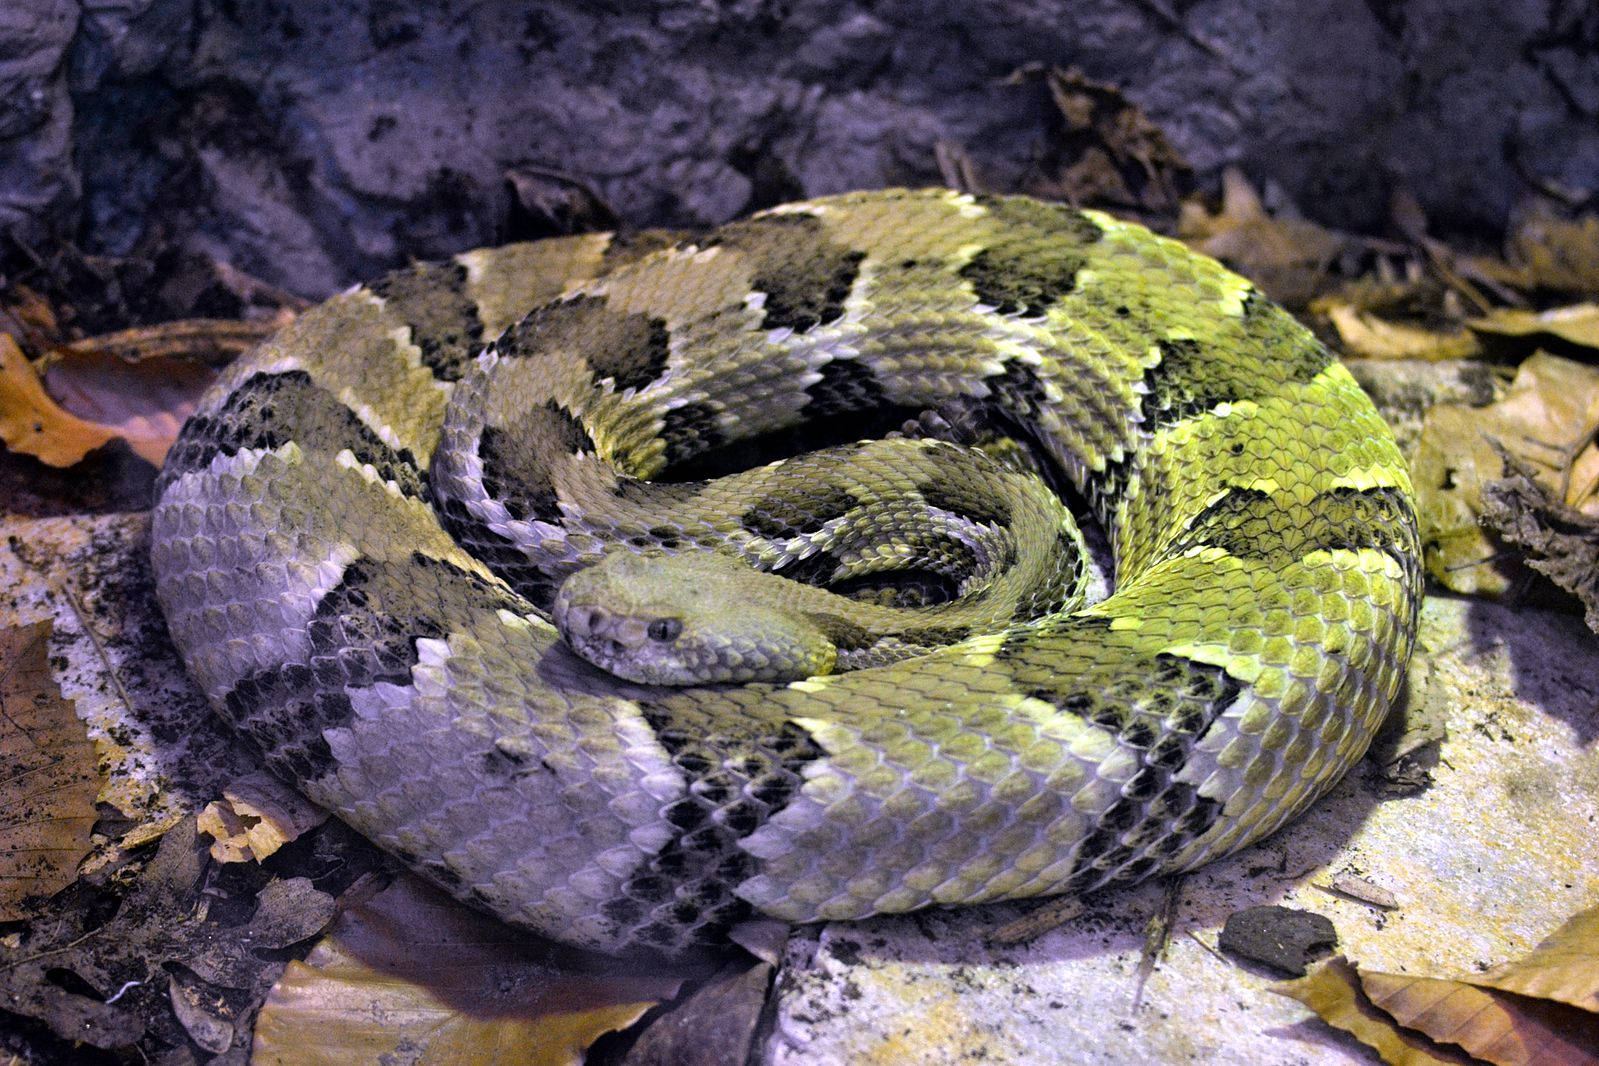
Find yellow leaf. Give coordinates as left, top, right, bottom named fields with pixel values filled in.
left=197, top=771, right=327, bottom=864
left=253, top=875, right=693, bottom=1066
left=1359, top=968, right=1599, bottom=1066
left=1273, top=957, right=1473, bottom=1065
left=0, top=620, right=102, bottom=920
left=1507, top=211, right=1599, bottom=296
left=0, top=334, right=116, bottom=467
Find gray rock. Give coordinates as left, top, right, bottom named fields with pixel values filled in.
left=2, top=0, right=1595, bottom=294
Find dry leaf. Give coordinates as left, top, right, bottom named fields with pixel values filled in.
left=1504, top=210, right=1599, bottom=296
left=1470, top=898, right=1599, bottom=1012
left=1482, top=461, right=1599, bottom=632
left=253, top=875, right=692, bottom=1066
left=0, top=620, right=101, bottom=921
left=198, top=771, right=327, bottom=863
left=1359, top=968, right=1599, bottom=1065
left=1274, top=957, right=1473, bottom=1065
left=1322, top=302, right=1481, bottom=361
left=1469, top=304, right=1599, bottom=353
left=620, top=958, right=772, bottom=1066
left=1323, top=874, right=1400, bottom=911
left=0, top=817, right=339, bottom=1053
left=1412, top=352, right=1599, bottom=593
left=0, top=333, right=118, bottom=466
left=1279, top=907, right=1599, bottom=1065
left=39, top=345, right=216, bottom=466
left=1010, top=65, right=1191, bottom=215
left=1179, top=168, right=1353, bottom=307
left=61, top=317, right=285, bottom=367
left=0, top=330, right=217, bottom=467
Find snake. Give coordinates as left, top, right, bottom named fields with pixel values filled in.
left=151, top=188, right=1422, bottom=954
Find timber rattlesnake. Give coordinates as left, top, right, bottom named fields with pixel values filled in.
left=152, top=189, right=1422, bottom=953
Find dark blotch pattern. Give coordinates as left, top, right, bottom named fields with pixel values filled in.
left=959, top=248, right=1083, bottom=317
left=368, top=260, right=483, bottom=382
left=775, top=547, right=844, bottom=588
left=802, top=612, right=877, bottom=653
left=1138, top=323, right=1331, bottom=437
left=957, top=198, right=1100, bottom=317
left=983, top=359, right=1050, bottom=427
left=657, top=401, right=726, bottom=469
left=915, top=478, right=1013, bottom=528
left=708, top=213, right=865, bottom=332
left=741, top=484, right=860, bottom=540
left=220, top=663, right=336, bottom=782
left=999, top=638, right=1239, bottom=894
left=1012, top=528, right=1084, bottom=622
left=1239, top=291, right=1336, bottom=383
left=804, top=359, right=887, bottom=418
left=476, top=400, right=595, bottom=523
left=159, top=370, right=424, bottom=497
left=971, top=194, right=1104, bottom=244
left=897, top=624, right=973, bottom=648
left=1092, top=317, right=1334, bottom=511
left=433, top=493, right=562, bottom=608
left=600, top=228, right=696, bottom=272
left=614, top=700, right=826, bottom=947
left=218, top=553, right=520, bottom=781
left=495, top=294, right=672, bottom=392
left=1168, top=485, right=1421, bottom=573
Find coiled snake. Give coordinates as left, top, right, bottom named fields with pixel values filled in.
left=152, top=189, right=1422, bottom=953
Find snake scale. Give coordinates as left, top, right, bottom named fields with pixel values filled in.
left=151, top=189, right=1422, bottom=953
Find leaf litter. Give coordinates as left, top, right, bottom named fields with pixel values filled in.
left=1275, top=905, right=1599, bottom=1065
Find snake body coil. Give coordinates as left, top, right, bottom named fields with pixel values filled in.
left=152, top=190, right=1421, bottom=952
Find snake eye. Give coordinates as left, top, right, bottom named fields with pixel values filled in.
left=647, top=618, right=683, bottom=643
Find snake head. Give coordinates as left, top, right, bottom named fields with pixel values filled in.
left=552, top=550, right=839, bottom=685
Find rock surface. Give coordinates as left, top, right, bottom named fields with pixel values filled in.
left=3, top=0, right=1596, bottom=294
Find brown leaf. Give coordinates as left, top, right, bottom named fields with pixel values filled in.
left=39, top=345, right=216, bottom=466
left=1470, top=901, right=1599, bottom=1012
left=1359, top=968, right=1599, bottom=1065
left=621, top=958, right=773, bottom=1066
left=61, top=316, right=286, bottom=367
left=1010, top=65, right=1192, bottom=216
left=503, top=167, right=619, bottom=238
left=0, top=328, right=219, bottom=467
left=1279, top=908, right=1599, bottom=1066
left=1505, top=210, right=1599, bottom=296
left=1179, top=168, right=1354, bottom=307
left=253, top=875, right=693, bottom=1066
left=1322, top=874, right=1400, bottom=911
left=0, top=817, right=339, bottom=1053
left=1274, top=957, right=1475, bottom=1065
left=1412, top=352, right=1599, bottom=593
left=1481, top=460, right=1599, bottom=632
left=0, top=620, right=101, bottom=921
